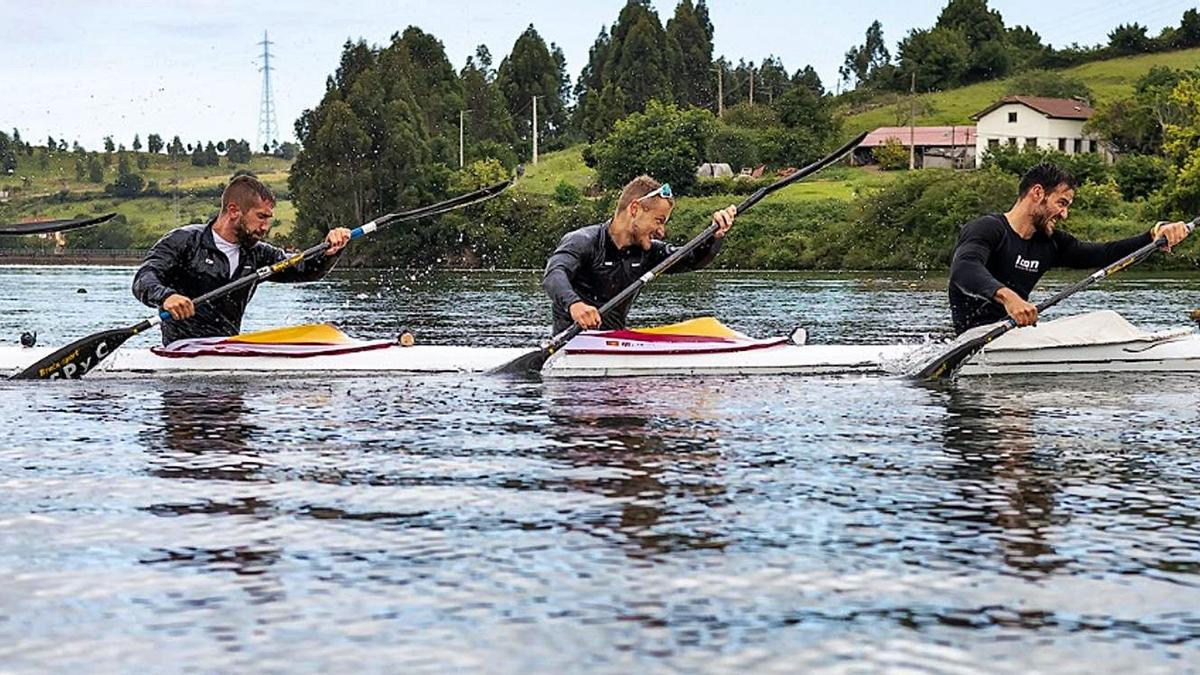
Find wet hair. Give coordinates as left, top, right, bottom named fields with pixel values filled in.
left=616, top=174, right=673, bottom=213
left=1018, top=162, right=1077, bottom=198
left=221, top=174, right=275, bottom=213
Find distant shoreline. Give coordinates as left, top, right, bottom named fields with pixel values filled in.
left=0, top=250, right=143, bottom=265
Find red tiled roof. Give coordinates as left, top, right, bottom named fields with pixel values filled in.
left=860, top=126, right=977, bottom=148
left=971, top=96, right=1095, bottom=121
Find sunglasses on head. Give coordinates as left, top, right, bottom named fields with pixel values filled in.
left=635, top=183, right=673, bottom=202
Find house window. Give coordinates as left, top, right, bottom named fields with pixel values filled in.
left=1008, top=137, right=1017, bottom=146
left=1089, top=139, right=1097, bottom=153
left=1073, top=138, right=1082, bottom=154
left=1026, top=137, right=1037, bottom=147
left=988, top=139, right=1000, bottom=149
left=1008, top=112, right=1018, bottom=123
left=1058, top=138, right=1067, bottom=151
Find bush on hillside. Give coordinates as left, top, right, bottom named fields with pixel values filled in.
left=982, top=144, right=1110, bottom=185
left=591, top=100, right=716, bottom=193
left=1114, top=154, right=1170, bottom=200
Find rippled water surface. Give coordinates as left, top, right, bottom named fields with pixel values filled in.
left=2, top=266, right=1200, bottom=672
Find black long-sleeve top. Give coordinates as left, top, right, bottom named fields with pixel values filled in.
left=543, top=220, right=723, bottom=334
left=948, top=213, right=1151, bottom=334
left=132, top=218, right=341, bottom=345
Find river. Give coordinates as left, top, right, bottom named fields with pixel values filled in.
left=1, top=265, right=1198, bottom=672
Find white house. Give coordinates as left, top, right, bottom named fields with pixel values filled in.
left=971, top=96, right=1108, bottom=167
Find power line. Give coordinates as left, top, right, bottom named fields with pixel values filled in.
left=257, top=30, right=278, bottom=151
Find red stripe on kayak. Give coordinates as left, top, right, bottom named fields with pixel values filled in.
left=564, top=337, right=788, bottom=356
left=589, top=330, right=739, bottom=344
left=150, top=340, right=396, bottom=359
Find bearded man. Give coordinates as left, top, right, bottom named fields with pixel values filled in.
left=948, top=162, right=1190, bottom=334
left=132, top=174, right=351, bottom=345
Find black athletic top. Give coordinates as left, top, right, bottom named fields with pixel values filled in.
left=543, top=220, right=722, bottom=334
left=132, top=218, right=341, bottom=345
left=948, top=213, right=1151, bottom=334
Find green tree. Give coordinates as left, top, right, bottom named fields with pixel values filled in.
left=899, top=26, right=971, bottom=90
left=110, top=152, right=145, bottom=197
left=840, top=20, right=891, bottom=89
left=460, top=52, right=517, bottom=157
left=873, top=137, right=910, bottom=170
left=665, top=0, right=714, bottom=108
left=0, top=131, right=16, bottom=173
left=497, top=25, right=570, bottom=154
left=1005, top=70, right=1092, bottom=100
left=87, top=154, right=104, bottom=182
left=390, top=27, right=465, bottom=163
left=226, top=139, right=252, bottom=164
left=1114, top=154, right=1169, bottom=200
left=792, top=65, right=825, bottom=96
left=603, top=2, right=673, bottom=114
left=103, top=135, right=114, bottom=153
left=573, top=27, right=613, bottom=140
left=147, top=133, right=163, bottom=154
left=132, top=134, right=142, bottom=152
left=591, top=100, right=716, bottom=192
left=1175, top=9, right=1200, bottom=48
left=1109, top=23, right=1151, bottom=55
left=190, top=142, right=204, bottom=166
left=203, top=141, right=219, bottom=166
left=216, top=140, right=226, bottom=153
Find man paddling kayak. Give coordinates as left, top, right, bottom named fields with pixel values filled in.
left=544, top=175, right=737, bottom=333
left=949, top=162, right=1190, bottom=334
left=132, top=175, right=351, bottom=345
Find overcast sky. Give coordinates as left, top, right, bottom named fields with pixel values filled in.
left=3, top=1, right=1193, bottom=149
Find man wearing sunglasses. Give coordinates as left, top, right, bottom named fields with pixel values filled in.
left=544, top=174, right=737, bottom=333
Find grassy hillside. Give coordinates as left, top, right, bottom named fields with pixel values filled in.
left=0, top=152, right=297, bottom=243
left=839, top=47, right=1200, bottom=138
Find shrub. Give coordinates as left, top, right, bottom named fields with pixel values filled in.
left=873, top=138, right=910, bottom=170
left=1114, top=154, right=1169, bottom=200
left=591, top=100, right=716, bottom=193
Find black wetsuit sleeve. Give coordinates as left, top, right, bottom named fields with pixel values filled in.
left=1053, top=230, right=1153, bottom=269
left=949, top=219, right=1006, bottom=301
left=543, top=232, right=588, bottom=311
left=257, top=242, right=341, bottom=282
left=655, top=236, right=723, bottom=274
left=132, top=229, right=187, bottom=308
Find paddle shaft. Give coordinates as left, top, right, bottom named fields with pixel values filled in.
left=536, top=131, right=870, bottom=357
left=146, top=179, right=513, bottom=327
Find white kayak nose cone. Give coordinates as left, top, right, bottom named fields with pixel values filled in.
left=789, top=326, right=807, bottom=346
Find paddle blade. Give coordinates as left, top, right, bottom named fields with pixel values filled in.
left=488, top=347, right=551, bottom=377
left=10, top=327, right=139, bottom=380
left=910, top=323, right=1009, bottom=381
left=0, top=213, right=117, bottom=235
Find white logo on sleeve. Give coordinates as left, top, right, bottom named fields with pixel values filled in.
left=1015, top=255, right=1040, bottom=272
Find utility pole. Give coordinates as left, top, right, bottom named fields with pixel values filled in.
left=909, top=72, right=916, bottom=171
left=531, top=95, right=540, bottom=165
left=459, top=110, right=465, bottom=168
left=749, top=69, right=754, bottom=106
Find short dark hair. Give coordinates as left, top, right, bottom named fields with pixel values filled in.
left=1018, top=162, right=1077, bottom=197
left=221, top=174, right=275, bottom=213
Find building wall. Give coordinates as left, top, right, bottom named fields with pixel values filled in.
left=974, top=103, right=1105, bottom=167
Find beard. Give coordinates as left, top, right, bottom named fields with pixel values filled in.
left=234, top=214, right=261, bottom=246
left=1033, top=203, right=1056, bottom=235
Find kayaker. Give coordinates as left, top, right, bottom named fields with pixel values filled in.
left=543, top=175, right=737, bottom=333
left=132, top=175, right=351, bottom=345
left=948, top=162, right=1190, bottom=334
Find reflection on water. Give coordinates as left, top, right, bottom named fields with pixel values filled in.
left=1, top=268, right=1200, bottom=671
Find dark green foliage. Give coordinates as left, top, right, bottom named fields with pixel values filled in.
left=87, top=154, right=104, bottom=183
left=1109, top=23, right=1152, bottom=55
left=0, top=131, right=15, bottom=173
left=591, top=101, right=716, bottom=192
left=1004, top=69, right=1092, bottom=100
left=665, top=0, right=714, bottom=108
left=981, top=144, right=1110, bottom=185
left=708, top=125, right=759, bottom=171
left=108, top=154, right=144, bottom=197
left=225, top=140, right=252, bottom=164
left=147, top=134, right=163, bottom=154
left=497, top=25, right=570, bottom=154
left=840, top=20, right=891, bottom=89
left=1114, top=154, right=1169, bottom=200
left=553, top=180, right=582, bottom=205
left=898, top=27, right=971, bottom=90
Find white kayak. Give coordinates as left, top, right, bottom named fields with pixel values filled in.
left=2, top=312, right=1198, bottom=379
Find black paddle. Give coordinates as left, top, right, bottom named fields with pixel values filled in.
left=915, top=216, right=1199, bottom=381
left=0, top=212, right=117, bottom=235
left=490, top=131, right=869, bottom=376
left=11, top=179, right=514, bottom=380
